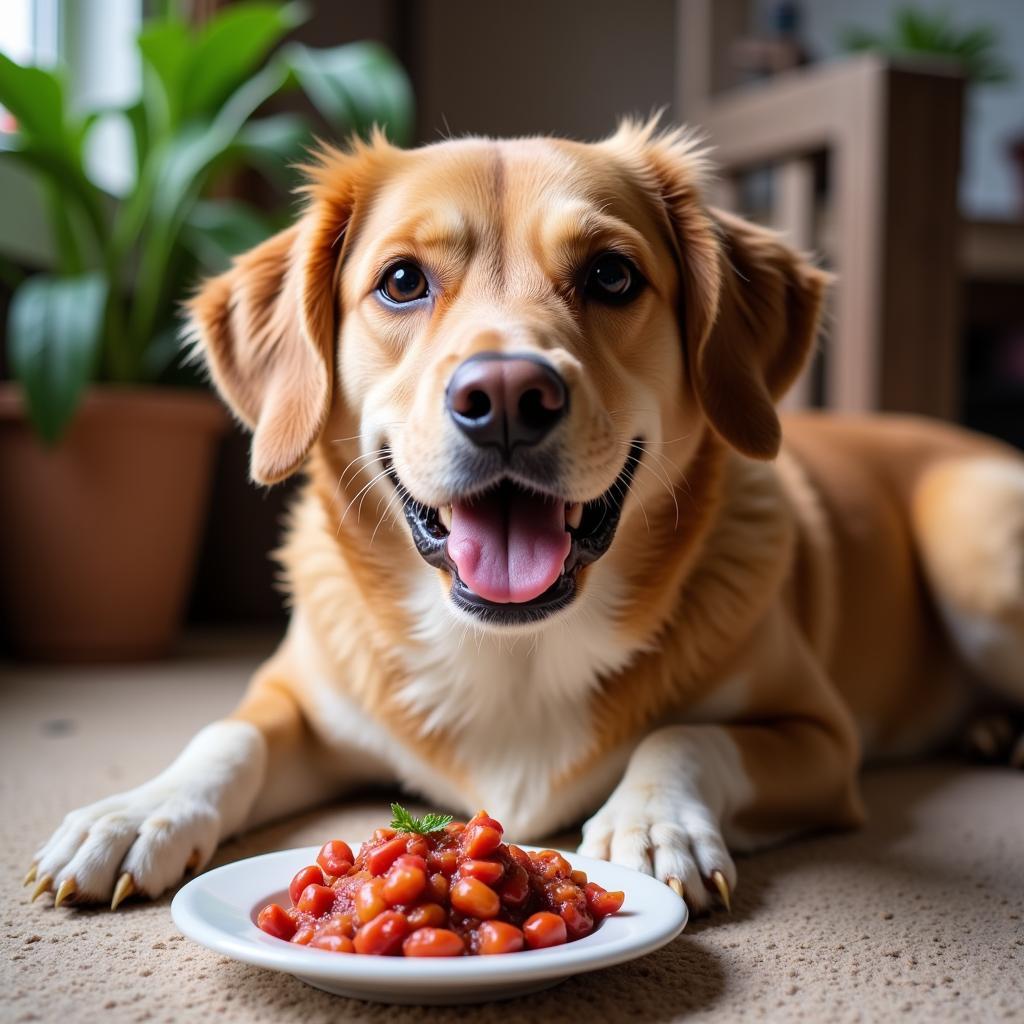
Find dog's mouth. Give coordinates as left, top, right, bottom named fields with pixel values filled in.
left=387, top=442, right=642, bottom=625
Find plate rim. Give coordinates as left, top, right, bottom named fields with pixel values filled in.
left=171, top=843, right=687, bottom=989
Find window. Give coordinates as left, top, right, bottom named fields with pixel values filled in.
left=1, top=0, right=58, bottom=129
left=0, top=0, right=140, bottom=263
left=0, top=0, right=58, bottom=62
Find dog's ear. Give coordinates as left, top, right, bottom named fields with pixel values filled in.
left=691, top=209, right=829, bottom=459
left=186, top=148, right=367, bottom=484
left=612, top=119, right=829, bottom=460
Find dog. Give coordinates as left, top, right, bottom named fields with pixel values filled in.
left=27, top=119, right=1024, bottom=914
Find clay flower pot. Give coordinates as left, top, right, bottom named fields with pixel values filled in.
left=0, top=386, right=225, bottom=661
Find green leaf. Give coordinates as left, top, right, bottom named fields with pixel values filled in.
left=228, top=113, right=310, bottom=183
left=0, top=52, right=67, bottom=150
left=138, top=19, right=191, bottom=135
left=284, top=41, right=414, bottom=145
left=181, top=198, right=276, bottom=273
left=151, top=58, right=291, bottom=228
left=8, top=273, right=108, bottom=443
left=42, top=180, right=85, bottom=273
left=842, top=7, right=1012, bottom=85
left=127, top=58, right=291, bottom=350
left=122, top=98, right=151, bottom=179
left=841, top=26, right=884, bottom=53
left=388, top=803, right=454, bottom=836
left=0, top=134, right=109, bottom=256
left=140, top=320, right=186, bottom=380
left=180, top=1, right=306, bottom=121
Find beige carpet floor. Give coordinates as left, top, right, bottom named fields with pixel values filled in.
left=2, top=632, right=1023, bottom=1023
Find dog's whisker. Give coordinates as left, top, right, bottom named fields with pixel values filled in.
left=618, top=439, right=689, bottom=486
left=339, top=468, right=393, bottom=529
left=356, top=468, right=393, bottom=523
left=329, top=421, right=407, bottom=446
left=330, top=460, right=371, bottom=522
left=456, top=621, right=472, bottom=655
left=622, top=440, right=685, bottom=497
left=609, top=427, right=692, bottom=446
left=633, top=456, right=683, bottom=503
left=621, top=447, right=682, bottom=530
left=607, top=406, right=653, bottom=416
left=371, top=485, right=409, bottom=545
left=610, top=475, right=651, bottom=533
left=331, top=453, right=387, bottom=513
left=338, top=450, right=388, bottom=489
left=330, top=454, right=389, bottom=528
left=370, top=470, right=408, bottom=518
left=636, top=462, right=682, bottom=531
left=618, top=471, right=656, bottom=533
left=369, top=494, right=396, bottom=542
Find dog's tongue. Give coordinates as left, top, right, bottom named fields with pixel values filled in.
left=447, top=487, right=570, bottom=604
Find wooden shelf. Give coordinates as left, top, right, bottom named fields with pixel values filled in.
left=963, top=218, right=1024, bottom=281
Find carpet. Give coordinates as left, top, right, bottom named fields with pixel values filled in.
left=2, top=632, right=1022, bottom=1023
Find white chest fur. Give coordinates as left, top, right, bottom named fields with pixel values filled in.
left=390, top=572, right=639, bottom=839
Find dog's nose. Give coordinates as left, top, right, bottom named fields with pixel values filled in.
left=446, top=353, right=568, bottom=452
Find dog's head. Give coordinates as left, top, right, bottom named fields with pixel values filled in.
left=188, top=120, right=827, bottom=631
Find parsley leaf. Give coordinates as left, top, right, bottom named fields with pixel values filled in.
left=388, top=802, right=454, bottom=836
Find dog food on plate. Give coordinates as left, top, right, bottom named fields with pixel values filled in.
left=256, top=804, right=624, bottom=956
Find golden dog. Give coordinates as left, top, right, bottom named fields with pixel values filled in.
left=29, top=120, right=1024, bottom=914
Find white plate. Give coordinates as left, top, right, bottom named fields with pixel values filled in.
left=172, top=844, right=687, bottom=1005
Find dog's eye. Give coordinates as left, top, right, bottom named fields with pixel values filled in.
left=379, top=261, right=428, bottom=304
left=585, top=253, right=642, bottom=305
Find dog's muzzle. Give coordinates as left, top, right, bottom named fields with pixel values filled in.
left=387, top=440, right=642, bottom=627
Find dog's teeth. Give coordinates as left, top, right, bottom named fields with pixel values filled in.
left=566, top=503, right=583, bottom=529
left=438, top=505, right=452, bottom=531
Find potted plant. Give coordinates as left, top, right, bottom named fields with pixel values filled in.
left=842, top=7, right=1023, bottom=213
left=0, top=2, right=412, bottom=660
left=842, top=6, right=1012, bottom=85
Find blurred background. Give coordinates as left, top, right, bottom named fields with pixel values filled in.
left=0, top=0, right=1022, bottom=660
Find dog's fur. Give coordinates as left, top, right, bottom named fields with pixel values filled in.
left=31, top=121, right=1024, bottom=913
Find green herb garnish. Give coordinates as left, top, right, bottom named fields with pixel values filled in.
left=389, top=802, right=454, bottom=836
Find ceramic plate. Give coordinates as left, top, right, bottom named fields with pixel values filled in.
left=171, top=844, right=687, bottom=1005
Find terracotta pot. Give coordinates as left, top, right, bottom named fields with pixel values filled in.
left=0, top=386, right=226, bottom=661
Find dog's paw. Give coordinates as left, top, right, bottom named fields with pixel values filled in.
left=578, top=783, right=736, bottom=914
left=961, top=712, right=1024, bottom=768
left=25, top=721, right=266, bottom=909
left=28, top=787, right=222, bottom=908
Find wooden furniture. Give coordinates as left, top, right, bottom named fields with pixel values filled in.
left=676, top=0, right=966, bottom=419
left=964, top=219, right=1024, bottom=282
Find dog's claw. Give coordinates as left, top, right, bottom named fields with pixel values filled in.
left=667, top=876, right=685, bottom=900
left=31, top=874, right=53, bottom=903
left=711, top=870, right=731, bottom=912
left=111, top=872, right=134, bottom=911
left=23, top=864, right=38, bottom=887
left=185, top=849, right=201, bottom=872
left=54, top=877, right=77, bottom=909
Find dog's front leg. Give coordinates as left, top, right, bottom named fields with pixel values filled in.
left=27, top=662, right=346, bottom=908
left=579, top=608, right=864, bottom=913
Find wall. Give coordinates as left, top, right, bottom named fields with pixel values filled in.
left=408, top=0, right=677, bottom=142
